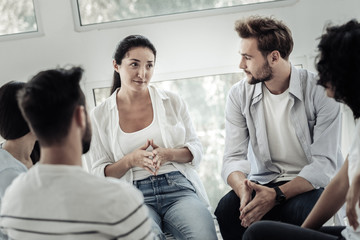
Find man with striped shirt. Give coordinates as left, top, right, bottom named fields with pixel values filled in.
left=0, top=67, right=153, bottom=240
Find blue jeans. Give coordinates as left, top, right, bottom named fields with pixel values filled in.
left=133, top=171, right=217, bottom=240
left=214, top=181, right=324, bottom=240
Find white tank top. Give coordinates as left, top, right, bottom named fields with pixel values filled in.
left=119, top=90, right=177, bottom=180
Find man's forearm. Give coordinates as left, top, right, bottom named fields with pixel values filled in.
left=227, top=171, right=247, bottom=197
left=278, top=176, right=314, bottom=200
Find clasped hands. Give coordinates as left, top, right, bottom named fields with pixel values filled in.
left=130, top=139, right=170, bottom=175
left=238, top=179, right=277, bottom=228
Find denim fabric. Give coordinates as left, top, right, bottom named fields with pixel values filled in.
left=134, top=171, right=217, bottom=240
left=214, top=181, right=324, bottom=240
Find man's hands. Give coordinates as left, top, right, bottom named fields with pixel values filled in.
left=239, top=179, right=253, bottom=214
left=239, top=180, right=277, bottom=228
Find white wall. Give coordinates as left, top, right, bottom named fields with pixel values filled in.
left=0, top=0, right=359, bottom=110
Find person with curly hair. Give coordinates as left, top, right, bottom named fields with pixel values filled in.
left=0, top=81, right=38, bottom=240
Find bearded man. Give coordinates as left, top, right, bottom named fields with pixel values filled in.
left=215, top=16, right=343, bottom=240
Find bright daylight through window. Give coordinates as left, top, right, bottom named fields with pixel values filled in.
left=0, top=0, right=38, bottom=37
left=93, top=72, right=244, bottom=210
left=77, top=0, right=285, bottom=25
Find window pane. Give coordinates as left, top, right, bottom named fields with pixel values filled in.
left=93, top=87, right=111, bottom=107
left=0, top=0, right=38, bottom=36
left=77, top=0, right=284, bottom=25
left=92, top=72, right=244, bottom=210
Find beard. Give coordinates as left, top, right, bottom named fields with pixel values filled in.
left=248, top=61, right=273, bottom=85
left=81, top=114, right=92, bottom=154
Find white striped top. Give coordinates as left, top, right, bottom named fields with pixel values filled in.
left=0, top=164, right=153, bottom=240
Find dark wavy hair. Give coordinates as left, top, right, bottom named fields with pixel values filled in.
left=0, top=81, right=40, bottom=164
left=110, top=35, right=157, bottom=95
left=17, top=67, right=86, bottom=146
left=316, top=19, right=360, bottom=119
left=235, top=16, right=293, bottom=60
left=0, top=81, right=30, bottom=140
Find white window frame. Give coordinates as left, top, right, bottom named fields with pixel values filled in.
left=0, top=0, right=44, bottom=42
left=71, top=0, right=298, bottom=32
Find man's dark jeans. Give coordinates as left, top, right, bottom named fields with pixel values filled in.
left=214, top=181, right=324, bottom=240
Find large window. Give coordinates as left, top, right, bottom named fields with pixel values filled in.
left=0, top=0, right=39, bottom=38
left=92, top=72, right=243, bottom=210
left=73, top=0, right=296, bottom=30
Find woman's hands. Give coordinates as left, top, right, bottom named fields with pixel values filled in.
left=128, top=139, right=173, bottom=175
left=150, top=140, right=172, bottom=174
left=127, top=139, right=193, bottom=175
left=128, top=139, right=156, bottom=175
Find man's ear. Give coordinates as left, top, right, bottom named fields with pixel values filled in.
left=74, top=105, right=86, bottom=129
left=268, top=50, right=281, bottom=65
left=113, top=59, right=119, bottom=73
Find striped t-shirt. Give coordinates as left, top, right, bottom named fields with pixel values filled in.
left=0, top=164, right=153, bottom=240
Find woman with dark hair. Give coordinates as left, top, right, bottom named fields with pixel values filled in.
left=242, top=19, right=360, bottom=240
left=85, top=35, right=217, bottom=239
left=0, top=81, right=38, bottom=239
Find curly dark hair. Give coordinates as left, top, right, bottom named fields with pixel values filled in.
left=0, top=81, right=30, bottom=140
left=316, top=19, right=360, bottom=119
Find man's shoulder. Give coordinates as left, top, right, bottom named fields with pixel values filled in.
left=81, top=173, right=144, bottom=202
left=292, top=67, right=318, bottom=86
left=228, top=79, right=251, bottom=95
left=1, top=169, right=30, bottom=203
left=0, top=169, right=149, bottom=240
left=3, top=167, right=144, bottom=211
left=99, top=176, right=140, bottom=192
left=290, top=67, right=325, bottom=99
left=227, top=79, right=256, bottom=106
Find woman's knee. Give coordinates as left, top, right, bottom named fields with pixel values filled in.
left=164, top=198, right=217, bottom=239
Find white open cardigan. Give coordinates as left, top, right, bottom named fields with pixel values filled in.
left=84, top=85, right=211, bottom=210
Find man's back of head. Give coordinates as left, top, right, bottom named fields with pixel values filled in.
left=17, top=67, right=90, bottom=150
left=0, top=67, right=153, bottom=239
